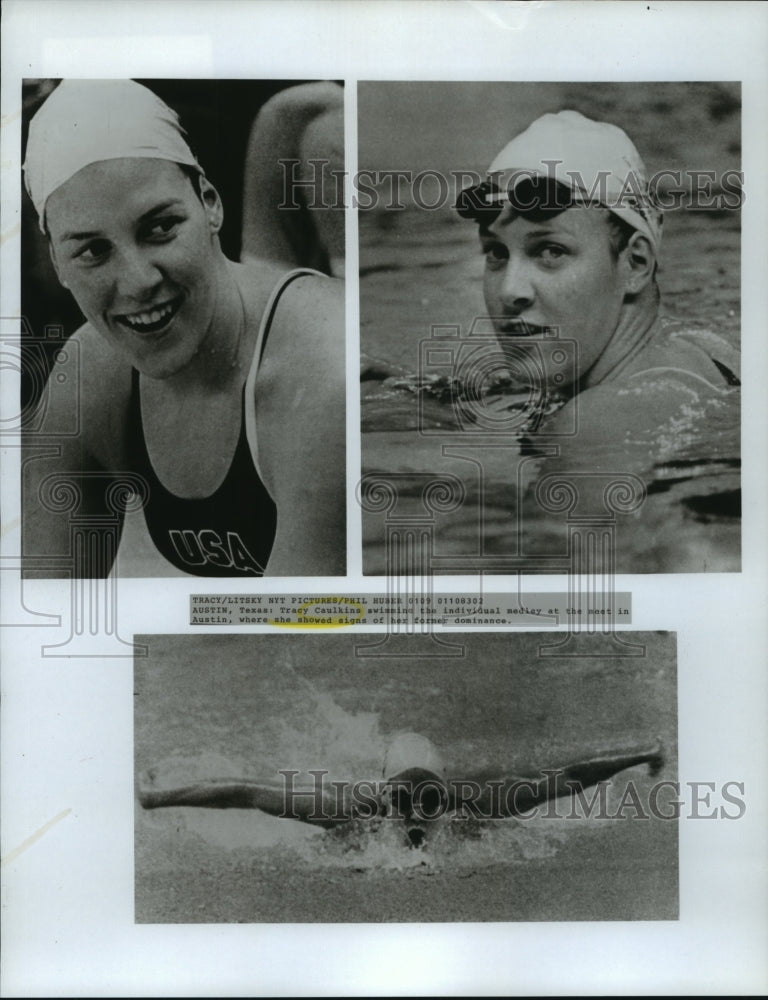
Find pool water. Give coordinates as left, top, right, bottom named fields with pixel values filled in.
left=135, top=633, right=678, bottom=922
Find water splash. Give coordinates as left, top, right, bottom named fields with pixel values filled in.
left=274, top=814, right=568, bottom=873
left=276, top=663, right=386, bottom=778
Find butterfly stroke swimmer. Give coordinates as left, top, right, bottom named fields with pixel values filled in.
left=138, top=732, right=665, bottom=850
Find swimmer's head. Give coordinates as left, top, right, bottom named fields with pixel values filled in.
left=382, top=732, right=447, bottom=785
left=24, top=81, right=231, bottom=381
left=457, top=111, right=661, bottom=389
left=456, top=110, right=663, bottom=255
left=24, top=79, right=204, bottom=233
left=380, top=732, right=449, bottom=836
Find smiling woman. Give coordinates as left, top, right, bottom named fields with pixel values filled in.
left=45, top=158, right=229, bottom=380
left=21, top=79, right=346, bottom=578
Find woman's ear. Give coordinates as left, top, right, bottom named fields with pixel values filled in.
left=622, top=232, right=656, bottom=294
left=199, top=176, right=224, bottom=234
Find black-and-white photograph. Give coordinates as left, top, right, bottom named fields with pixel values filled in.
left=3, top=3, right=767, bottom=997
left=20, top=78, right=346, bottom=578
left=135, top=632, right=678, bottom=923
left=359, top=82, right=741, bottom=575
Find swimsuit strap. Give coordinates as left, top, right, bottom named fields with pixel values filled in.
left=244, top=267, right=324, bottom=478
left=253, top=268, right=323, bottom=368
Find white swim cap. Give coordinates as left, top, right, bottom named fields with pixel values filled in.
left=382, top=732, right=446, bottom=782
left=485, top=110, right=662, bottom=252
left=24, top=79, right=203, bottom=232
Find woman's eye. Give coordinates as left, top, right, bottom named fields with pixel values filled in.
left=73, top=239, right=111, bottom=264
left=144, top=216, right=183, bottom=241
left=483, top=242, right=508, bottom=265
left=535, top=244, right=567, bottom=264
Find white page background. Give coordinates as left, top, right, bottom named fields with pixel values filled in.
left=2, top=1, right=767, bottom=995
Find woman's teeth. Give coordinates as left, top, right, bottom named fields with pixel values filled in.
left=121, top=300, right=178, bottom=332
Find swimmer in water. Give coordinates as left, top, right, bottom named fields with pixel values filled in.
left=138, top=732, right=665, bottom=850
left=455, top=110, right=740, bottom=460
left=22, top=79, right=345, bottom=578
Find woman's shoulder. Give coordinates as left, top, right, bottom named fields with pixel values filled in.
left=58, top=322, right=133, bottom=465
left=241, top=263, right=344, bottom=380
left=239, top=259, right=342, bottom=312
left=621, top=315, right=741, bottom=389
left=243, top=265, right=345, bottom=550
left=544, top=315, right=739, bottom=448
left=271, top=269, right=344, bottom=342
left=246, top=266, right=344, bottom=459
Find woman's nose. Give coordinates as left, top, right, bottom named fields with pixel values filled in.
left=499, top=256, right=535, bottom=312
left=113, top=247, right=163, bottom=302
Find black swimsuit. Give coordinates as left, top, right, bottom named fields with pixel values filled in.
left=128, top=374, right=277, bottom=576
left=127, top=269, right=315, bottom=576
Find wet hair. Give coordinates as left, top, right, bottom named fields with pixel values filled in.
left=457, top=176, right=637, bottom=259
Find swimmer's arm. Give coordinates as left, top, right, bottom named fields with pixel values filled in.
left=256, top=276, right=346, bottom=577
left=241, top=82, right=344, bottom=276
left=459, top=745, right=664, bottom=817
left=138, top=777, right=348, bottom=828
left=21, top=328, right=132, bottom=578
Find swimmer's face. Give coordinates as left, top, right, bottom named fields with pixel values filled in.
left=481, top=204, right=636, bottom=389
left=46, top=158, right=223, bottom=379
left=382, top=772, right=449, bottom=849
